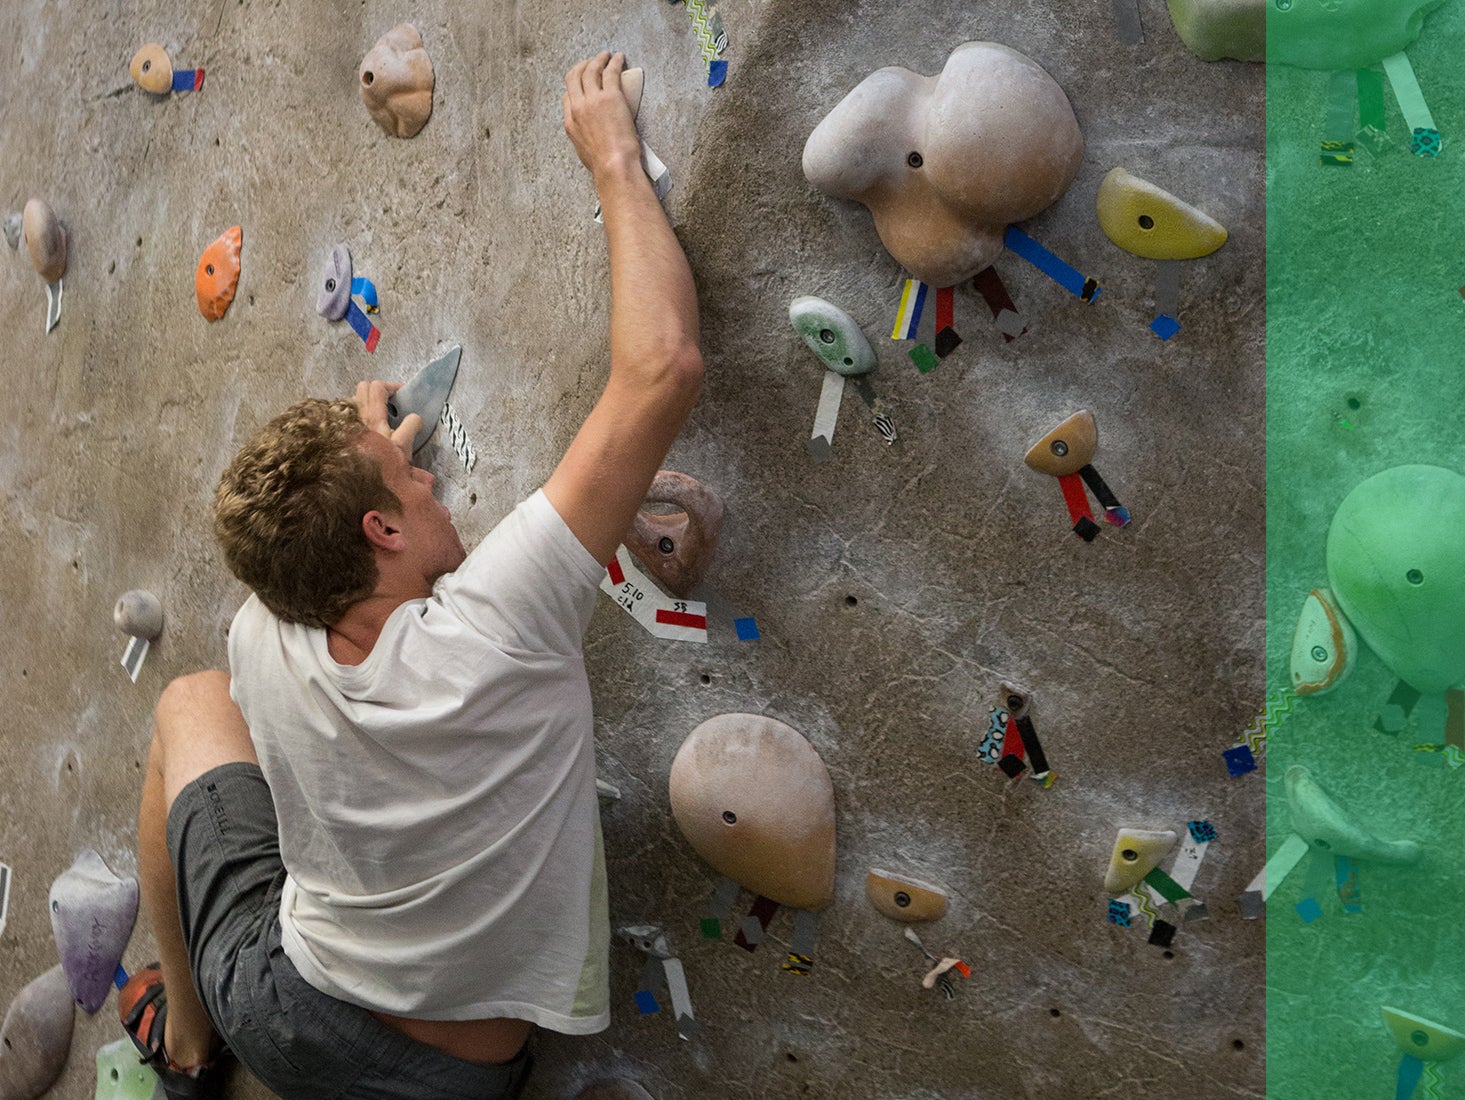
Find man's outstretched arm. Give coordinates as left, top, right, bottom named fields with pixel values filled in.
left=544, top=51, right=704, bottom=565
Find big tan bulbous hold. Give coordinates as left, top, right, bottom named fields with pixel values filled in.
left=623, top=471, right=724, bottom=599
left=359, top=24, right=434, bottom=138
left=22, top=199, right=66, bottom=282
left=670, top=714, right=836, bottom=911
left=802, top=42, right=1084, bottom=288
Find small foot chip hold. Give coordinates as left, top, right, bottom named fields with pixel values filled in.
left=1024, top=411, right=1131, bottom=538
left=115, top=590, right=164, bottom=641
left=789, top=296, right=877, bottom=377
left=95, top=1038, right=161, bottom=1100
left=866, top=869, right=948, bottom=922
left=0, top=966, right=75, bottom=1100
left=623, top=471, right=724, bottom=599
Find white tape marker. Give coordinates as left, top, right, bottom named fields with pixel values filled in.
left=0, top=862, right=10, bottom=938
left=1256, top=833, right=1310, bottom=902
left=807, top=370, right=845, bottom=461
left=45, top=279, right=62, bottom=333
left=601, top=547, right=709, bottom=643
left=120, top=636, right=150, bottom=683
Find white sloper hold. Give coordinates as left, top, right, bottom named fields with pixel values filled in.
left=802, top=42, right=1083, bottom=288
left=669, top=714, right=836, bottom=911
left=1286, top=766, right=1422, bottom=865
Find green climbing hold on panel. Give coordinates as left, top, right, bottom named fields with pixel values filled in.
left=789, top=297, right=876, bottom=377
left=1326, top=465, right=1465, bottom=694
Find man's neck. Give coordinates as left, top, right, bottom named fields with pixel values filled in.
left=325, top=586, right=426, bottom=666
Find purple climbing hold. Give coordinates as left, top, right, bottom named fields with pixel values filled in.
left=0, top=966, right=75, bottom=1100
left=49, top=850, right=139, bottom=1014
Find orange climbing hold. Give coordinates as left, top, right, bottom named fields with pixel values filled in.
left=195, top=226, right=241, bottom=322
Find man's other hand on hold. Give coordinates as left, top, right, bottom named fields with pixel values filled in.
left=563, top=51, right=641, bottom=183
left=353, top=380, right=421, bottom=467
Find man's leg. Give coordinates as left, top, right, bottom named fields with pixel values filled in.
left=137, top=669, right=258, bottom=1069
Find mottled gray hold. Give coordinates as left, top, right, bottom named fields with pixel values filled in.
left=388, top=346, right=460, bottom=453
left=3, top=213, right=20, bottom=250
left=316, top=244, right=352, bottom=321
left=0, top=966, right=75, bottom=1100
left=114, top=589, right=163, bottom=640
left=49, top=849, right=139, bottom=1014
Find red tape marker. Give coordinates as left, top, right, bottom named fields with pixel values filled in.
left=1058, top=473, right=1093, bottom=528
left=935, top=285, right=954, bottom=333
left=607, top=558, right=626, bottom=586
left=655, top=609, right=709, bottom=629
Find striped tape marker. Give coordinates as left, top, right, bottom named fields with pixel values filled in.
left=602, top=548, right=709, bottom=642
left=678, top=0, right=729, bottom=87
left=440, top=402, right=476, bottom=472
left=891, top=279, right=929, bottom=339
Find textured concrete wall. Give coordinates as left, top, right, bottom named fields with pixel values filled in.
left=0, top=0, right=1264, bottom=1096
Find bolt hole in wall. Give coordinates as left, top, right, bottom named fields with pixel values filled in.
left=844, top=595, right=858, bottom=607
left=1049, top=1008, right=1061, bottom=1018
left=1233, top=1040, right=1245, bottom=1051
left=699, top=673, right=711, bottom=685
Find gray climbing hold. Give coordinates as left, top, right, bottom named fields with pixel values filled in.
left=0, top=966, right=75, bottom=1100
left=1286, top=765, right=1422, bottom=865
left=114, top=590, right=163, bottom=641
left=50, top=850, right=139, bottom=1014
left=789, top=296, right=876, bottom=377
left=316, top=243, right=352, bottom=321
left=388, top=346, right=460, bottom=453
left=3, top=213, right=20, bottom=250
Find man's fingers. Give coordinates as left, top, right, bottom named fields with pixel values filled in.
left=583, top=50, right=611, bottom=93
left=391, top=414, right=422, bottom=457
left=565, top=59, right=587, bottom=94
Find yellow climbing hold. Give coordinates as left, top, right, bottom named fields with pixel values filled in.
left=1103, top=828, right=1178, bottom=895
left=1096, top=167, right=1228, bottom=260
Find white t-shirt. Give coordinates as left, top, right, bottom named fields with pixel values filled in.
left=227, top=490, right=610, bottom=1033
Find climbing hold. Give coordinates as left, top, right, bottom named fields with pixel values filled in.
left=669, top=714, right=836, bottom=911
left=317, top=244, right=352, bottom=321
left=50, top=850, right=139, bottom=1015
left=1268, top=0, right=1447, bottom=69
left=128, top=43, right=172, bottom=93
left=802, top=42, right=1083, bottom=288
left=359, top=24, right=434, bottom=139
left=866, top=869, right=948, bottom=922
left=128, top=43, right=202, bottom=94
left=388, top=346, right=460, bottom=453
left=1289, top=588, right=1357, bottom=697
left=195, top=226, right=241, bottom=322
left=1164, top=0, right=1264, bottom=62
left=1024, top=411, right=1097, bottom=477
left=623, top=472, right=724, bottom=599
left=1326, top=465, right=1465, bottom=694
left=621, top=67, right=645, bottom=119
left=1096, top=168, right=1228, bottom=261
left=0, top=966, right=75, bottom=1100
left=22, top=199, right=66, bottom=283
left=789, top=297, right=876, bottom=377
left=96, top=1038, right=163, bottom=1100
left=4, top=212, right=23, bottom=250
left=1380, top=1007, right=1465, bottom=1061
left=1103, top=828, right=1178, bottom=895
left=113, top=590, right=163, bottom=641
left=1286, top=766, right=1421, bottom=865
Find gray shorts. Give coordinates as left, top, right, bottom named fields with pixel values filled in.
left=166, top=762, right=534, bottom=1100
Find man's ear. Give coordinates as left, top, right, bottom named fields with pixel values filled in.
left=362, top=509, right=405, bottom=552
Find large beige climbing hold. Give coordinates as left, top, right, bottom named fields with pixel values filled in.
left=669, top=714, right=836, bottom=911
left=128, top=43, right=174, bottom=93
left=0, top=966, right=75, bottom=1100
left=1096, top=168, right=1228, bottom=261
left=802, top=42, right=1083, bottom=288
left=1380, top=1007, right=1465, bottom=1062
left=22, top=199, right=66, bottom=282
left=359, top=24, right=434, bottom=138
left=621, top=67, right=645, bottom=119
left=623, top=471, right=724, bottom=599
left=1268, top=0, right=1447, bottom=70
left=1103, top=828, right=1178, bottom=895
left=1286, top=766, right=1421, bottom=865
left=1024, top=411, right=1096, bottom=478
left=866, top=869, right=948, bottom=922
left=1164, top=0, right=1264, bottom=62
left=1289, top=588, right=1358, bottom=697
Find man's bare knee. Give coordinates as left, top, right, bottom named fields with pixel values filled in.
left=153, top=672, right=256, bottom=802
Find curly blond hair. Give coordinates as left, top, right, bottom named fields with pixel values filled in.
left=213, top=398, right=401, bottom=627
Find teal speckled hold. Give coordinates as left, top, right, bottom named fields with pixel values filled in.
left=789, top=297, right=876, bottom=377
left=1325, top=465, right=1465, bottom=694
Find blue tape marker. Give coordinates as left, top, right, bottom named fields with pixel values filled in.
left=1222, top=745, right=1256, bottom=776
left=1150, top=314, right=1180, bottom=340
left=1295, top=897, right=1323, bottom=923
left=345, top=300, right=381, bottom=352
left=1397, top=1054, right=1425, bottom=1100
left=351, top=276, right=379, bottom=313
left=113, top=964, right=129, bottom=990
left=171, top=69, right=204, bottom=92
left=1003, top=226, right=1101, bottom=302
left=633, top=989, right=660, bottom=1014
left=734, top=617, right=760, bottom=641
left=708, top=59, right=728, bottom=87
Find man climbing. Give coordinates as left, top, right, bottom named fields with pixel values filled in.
left=122, top=51, right=700, bottom=1100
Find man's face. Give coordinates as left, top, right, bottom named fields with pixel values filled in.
left=358, top=430, right=467, bottom=583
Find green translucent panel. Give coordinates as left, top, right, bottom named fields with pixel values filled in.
left=1267, top=3, right=1465, bottom=1096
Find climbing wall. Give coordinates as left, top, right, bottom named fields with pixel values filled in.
left=1265, top=2, right=1465, bottom=1095
left=0, top=0, right=1265, bottom=1096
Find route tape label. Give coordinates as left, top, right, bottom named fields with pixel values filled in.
left=892, top=278, right=929, bottom=339
left=602, top=548, right=709, bottom=643
left=440, top=402, right=477, bottom=472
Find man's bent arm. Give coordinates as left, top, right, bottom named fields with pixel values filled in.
left=544, top=51, right=704, bottom=565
